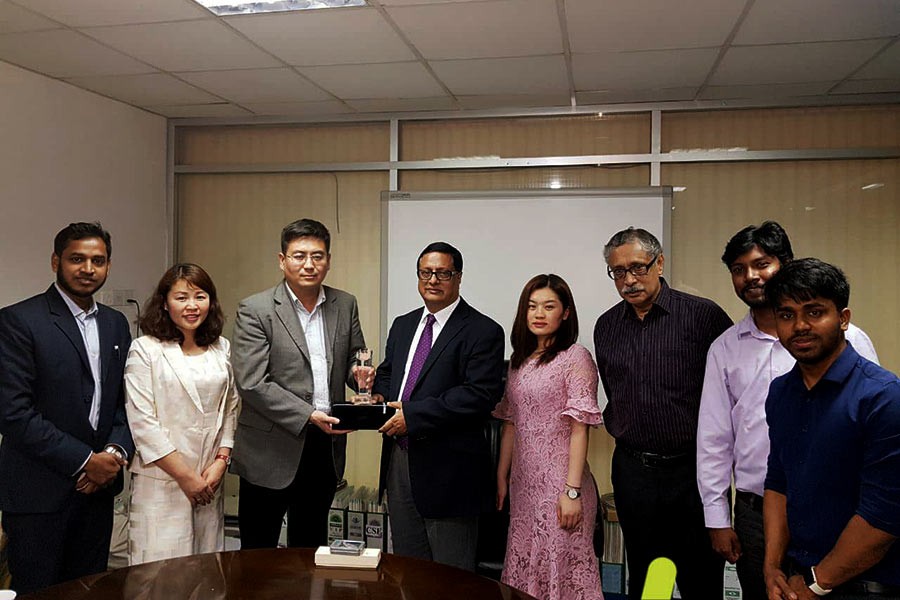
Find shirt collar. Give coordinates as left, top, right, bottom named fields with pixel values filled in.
left=736, top=311, right=777, bottom=340
left=54, top=282, right=98, bottom=319
left=820, top=342, right=860, bottom=385
left=284, top=281, right=326, bottom=314
left=619, top=277, right=671, bottom=319
left=423, top=296, right=461, bottom=328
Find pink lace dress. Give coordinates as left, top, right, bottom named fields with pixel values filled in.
left=494, top=344, right=604, bottom=600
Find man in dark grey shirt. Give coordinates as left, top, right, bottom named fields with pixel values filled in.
left=594, top=227, right=732, bottom=600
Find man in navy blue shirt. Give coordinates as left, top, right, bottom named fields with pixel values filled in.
left=762, top=258, right=900, bottom=599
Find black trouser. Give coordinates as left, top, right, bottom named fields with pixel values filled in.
left=734, top=491, right=766, bottom=600
left=3, top=491, right=114, bottom=595
left=611, top=445, right=723, bottom=600
left=238, top=427, right=337, bottom=549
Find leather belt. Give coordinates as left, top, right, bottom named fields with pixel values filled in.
left=834, top=580, right=900, bottom=596
left=617, top=444, right=693, bottom=469
left=735, top=490, right=764, bottom=513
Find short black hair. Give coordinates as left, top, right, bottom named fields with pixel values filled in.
left=722, top=221, right=793, bottom=267
left=53, top=222, right=112, bottom=259
left=765, top=257, right=850, bottom=311
left=417, top=242, right=463, bottom=272
left=281, top=219, right=330, bottom=253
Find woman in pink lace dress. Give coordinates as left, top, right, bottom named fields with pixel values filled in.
left=494, top=274, right=604, bottom=600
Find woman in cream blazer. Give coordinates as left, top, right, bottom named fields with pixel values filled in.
left=125, top=264, right=240, bottom=565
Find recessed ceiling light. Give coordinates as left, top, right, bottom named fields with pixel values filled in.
left=861, top=183, right=884, bottom=190
left=194, top=0, right=366, bottom=16
left=549, top=180, right=562, bottom=189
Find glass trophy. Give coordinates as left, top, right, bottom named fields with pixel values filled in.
left=350, top=348, right=375, bottom=405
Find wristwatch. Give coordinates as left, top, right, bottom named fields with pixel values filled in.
left=215, top=453, right=232, bottom=466
left=808, top=566, right=832, bottom=596
left=564, top=485, right=582, bottom=500
left=103, top=445, right=126, bottom=462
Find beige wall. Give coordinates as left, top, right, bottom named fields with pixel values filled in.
left=0, top=60, right=168, bottom=309
left=175, top=106, right=900, bottom=494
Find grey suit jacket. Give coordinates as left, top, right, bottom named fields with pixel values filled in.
left=230, top=282, right=365, bottom=489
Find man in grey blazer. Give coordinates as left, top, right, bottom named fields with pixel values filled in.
left=231, top=219, right=368, bottom=548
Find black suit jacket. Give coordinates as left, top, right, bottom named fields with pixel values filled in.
left=0, top=285, right=134, bottom=513
left=373, top=298, right=505, bottom=519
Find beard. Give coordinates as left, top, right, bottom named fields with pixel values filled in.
left=57, top=270, right=106, bottom=300
left=739, top=284, right=768, bottom=308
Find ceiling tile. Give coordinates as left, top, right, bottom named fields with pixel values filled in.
left=431, top=55, right=569, bottom=95
left=852, top=42, right=900, bottom=80
left=346, top=96, right=456, bottom=112
left=698, top=81, right=835, bottom=100
left=457, top=93, right=570, bottom=109
left=0, top=29, right=154, bottom=76
left=84, top=20, right=281, bottom=71
left=566, top=0, right=746, bottom=53
left=0, top=1, right=59, bottom=33
left=573, top=48, right=719, bottom=91
left=711, top=40, right=887, bottom=85
left=15, top=0, right=209, bottom=27
left=145, top=103, right=253, bottom=118
left=226, top=8, right=414, bottom=66
left=386, top=0, right=562, bottom=60
left=177, top=68, right=331, bottom=103
left=64, top=73, right=221, bottom=105
left=300, top=62, right=444, bottom=98
left=735, top=0, right=900, bottom=45
left=575, top=87, right=697, bottom=104
left=241, top=100, right=353, bottom=116
left=831, top=79, right=900, bottom=94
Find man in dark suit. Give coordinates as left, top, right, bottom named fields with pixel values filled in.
left=373, top=242, right=505, bottom=571
left=0, top=222, right=133, bottom=594
left=231, top=218, right=368, bottom=549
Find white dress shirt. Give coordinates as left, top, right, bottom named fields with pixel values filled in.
left=285, top=283, right=330, bottom=413
left=696, top=311, right=878, bottom=528
left=55, top=283, right=102, bottom=429
left=397, top=296, right=461, bottom=401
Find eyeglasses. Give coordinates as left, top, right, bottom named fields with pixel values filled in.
left=607, top=255, right=659, bottom=280
left=417, top=269, right=459, bottom=282
left=285, top=252, right=326, bottom=264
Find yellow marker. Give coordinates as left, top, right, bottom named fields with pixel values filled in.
left=641, top=557, right=677, bottom=600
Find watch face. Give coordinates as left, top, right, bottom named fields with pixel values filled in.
left=566, top=488, right=579, bottom=499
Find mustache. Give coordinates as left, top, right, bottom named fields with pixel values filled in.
left=742, top=284, right=764, bottom=294
left=621, top=285, right=643, bottom=294
left=790, top=334, right=816, bottom=343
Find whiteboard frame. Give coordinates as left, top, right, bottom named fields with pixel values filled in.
left=379, top=188, right=673, bottom=352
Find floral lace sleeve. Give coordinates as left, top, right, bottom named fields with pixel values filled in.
left=561, top=345, right=602, bottom=426
left=492, top=365, right=514, bottom=423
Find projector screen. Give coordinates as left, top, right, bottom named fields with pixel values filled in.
left=380, top=188, right=672, bottom=359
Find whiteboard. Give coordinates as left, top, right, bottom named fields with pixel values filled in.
left=380, top=189, right=672, bottom=358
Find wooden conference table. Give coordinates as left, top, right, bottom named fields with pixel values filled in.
left=21, top=548, right=538, bottom=600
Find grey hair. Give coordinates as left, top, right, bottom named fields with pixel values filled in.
left=603, top=227, right=662, bottom=261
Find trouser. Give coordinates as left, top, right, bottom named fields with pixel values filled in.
left=611, top=445, right=723, bottom=600
left=238, top=427, right=338, bottom=549
left=734, top=491, right=766, bottom=600
left=386, top=442, right=479, bottom=571
left=3, top=491, right=114, bottom=595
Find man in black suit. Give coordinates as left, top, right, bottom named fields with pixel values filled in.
left=373, top=242, right=505, bottom=571
left=0, top=222, right=133, bottom=594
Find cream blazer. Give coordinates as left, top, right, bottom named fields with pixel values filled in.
left=124, top=335, right=240, bottom=480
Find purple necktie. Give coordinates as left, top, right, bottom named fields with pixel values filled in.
left=397, top=314, right=435, bottom=449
